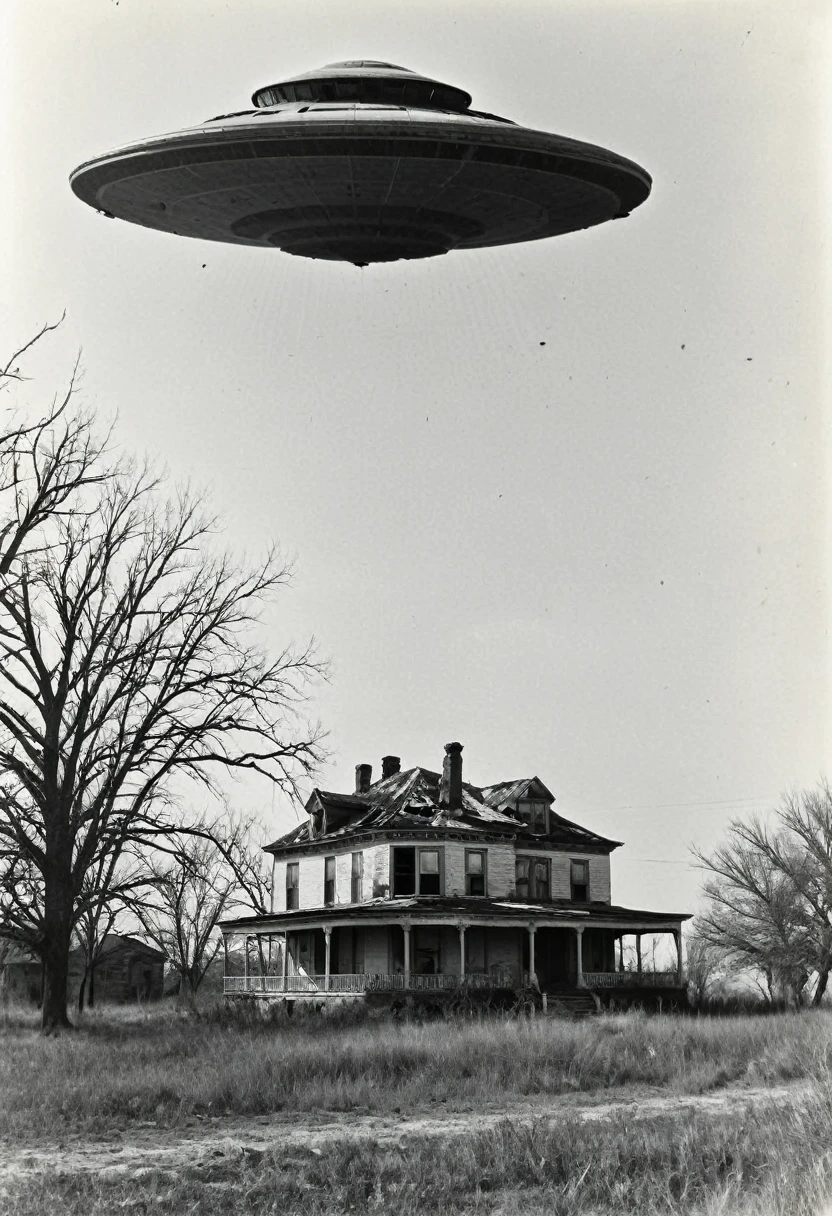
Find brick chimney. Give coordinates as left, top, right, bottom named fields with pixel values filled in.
left=355, top=763, right=372, bottom=794
left=440, top=742, right=464, bottom=812
left=381, top=755, right=401, bottom=780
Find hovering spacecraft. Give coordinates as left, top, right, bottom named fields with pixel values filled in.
left=70, top=60, right=651, bottom=267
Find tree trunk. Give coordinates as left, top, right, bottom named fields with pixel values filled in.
left=89, top=961, right=96, bottom=1008
left=813, top=965, right=830, bottom=1007
left=77, top=969, right=87, bottom=1014
left=41, top=863, right=75, bottom=1033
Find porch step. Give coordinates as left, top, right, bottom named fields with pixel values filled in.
left=543, top=989, right=598, bottom=1017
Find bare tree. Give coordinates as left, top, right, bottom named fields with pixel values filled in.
left=0, top=390, right=326, bottom=1031
left=215, top=810, right=283, bottom=976
left=694, top=808, right=821, bottom=1007
left=130, top=833, right=238, bottom=1005
left=684, top=920, right=724, bottom=1008
left=73, top=852, right=148, bottom=1013
left=1, top=319, right=108, bottom=579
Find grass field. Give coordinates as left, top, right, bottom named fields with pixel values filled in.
left=1, top=1001, right=831, bottom=1214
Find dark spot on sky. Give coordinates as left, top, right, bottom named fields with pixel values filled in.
left=681, top=344, right=685, bottom=350
left=747, top=357, right=752, bottom=361
left=540, top=342, right=546, bottom=346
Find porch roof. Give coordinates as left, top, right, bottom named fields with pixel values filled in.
left=221, top=896, right=690, bottom=935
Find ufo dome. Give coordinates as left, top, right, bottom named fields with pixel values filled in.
left=69, top=61, right=651, bottom=266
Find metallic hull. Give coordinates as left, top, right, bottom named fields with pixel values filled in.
left=70, top=107, right=651, bottom=266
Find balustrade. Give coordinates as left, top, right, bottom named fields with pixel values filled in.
left=224, top=971, right=508, bottom=996
left=581, top=970, right=681, bottom=989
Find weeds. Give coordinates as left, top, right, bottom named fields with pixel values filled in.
left=0, top=1001, right=829, bottom=1141
left=4, top=1082, right=832, bottom=1215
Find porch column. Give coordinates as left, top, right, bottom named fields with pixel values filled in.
left=403, top=923, right=411, bottom=989
left=636, top=934, right=642, bottom=975
left=528, top=923, right=536, bottom=982
left=673, top=928, right=683, bottom=986
left=617, top=935, right=624, bottom=972
left=243, top=935, right=249, bottom=990
left=458, top=924, right=466, bottom=981
left=223, top=934, right=229, bottom=978
left=575, top=926, right=584, bottom=988
left=324, top=927, right=332, bottom=992
left=282, top=932, right=289, bottom=991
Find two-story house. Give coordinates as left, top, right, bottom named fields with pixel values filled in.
left=221, top=743, right=689, bottom=1007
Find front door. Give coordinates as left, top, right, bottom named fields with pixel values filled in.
left=535, top=928, right=576, bottom=989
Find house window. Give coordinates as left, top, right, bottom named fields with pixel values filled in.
left=518, top=800, right=548, bottom=834
left=351, top=851, right=364, bottom=903
left=392, top=847, right=444, bottom=896
left=515, top=856, right=550, bottom=901
left=571, top=859, right=589, bottom=902
left=465, top=849, right=487, bottom=896
left=286, top=862, right=299, bottom=910
left=418, top=849, right=441, bottom=895
left=324, top=856, right=336, bottom=906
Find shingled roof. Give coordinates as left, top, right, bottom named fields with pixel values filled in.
left=266, top=758, right=621, bottom=855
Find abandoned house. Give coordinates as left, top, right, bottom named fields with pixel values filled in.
left=1, top=933, right=166, bottom=1006
left=221, top=743, right=690, bottom=1009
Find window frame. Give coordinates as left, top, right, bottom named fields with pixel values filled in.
left=286, top=861, right=299, bottom=910
left=570, top=858, right=590, bottom=903
left=517, top=799, right=548, bottom=834
left=515, top=854, right=551, bottom=901
left=391, top=845, right=445, bottom=897
left=351, top=850, right=364, bottom=904
left=465, top=848, right=488, bottom=897
left=323, top=855, right=336, bottom=906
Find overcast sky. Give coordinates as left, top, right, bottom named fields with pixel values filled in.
left=3, top=0, right=829, bottom=915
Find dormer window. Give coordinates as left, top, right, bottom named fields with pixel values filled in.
left=517, top=800, right=548, bottom=834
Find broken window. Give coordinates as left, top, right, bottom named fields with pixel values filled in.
left=393, top=847, right=443, bottom=896
left=286, top=862, right=299, bottom=910
left=571, top=859, right=589, bottom=902
left=324, top=856, right=336, bottom=906
left=465, top=849, right=487, bottom=896
left=351, top=851, right=364, bottom=903
left=518, top=800, right=548, bottom=833
left=393, top=847, right=416, bottom=896
left=515, top=856, right=550, bottom=901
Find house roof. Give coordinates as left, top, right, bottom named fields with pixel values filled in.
left=480, top=776, right=555, bottom=808
left=266, top=763, right=621, bottom=855
left=99, top=933, right=167, bottom=961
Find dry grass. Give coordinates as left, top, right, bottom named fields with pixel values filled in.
left=3, top=1082, right=832, bottom=1215
left=0, top=1000, right=829, bottom=1141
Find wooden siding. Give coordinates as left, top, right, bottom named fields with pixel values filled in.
left=272, top=842, right=611, bottom=911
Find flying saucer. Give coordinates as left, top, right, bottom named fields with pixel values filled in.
left=70, top=60, right=651, bottom=266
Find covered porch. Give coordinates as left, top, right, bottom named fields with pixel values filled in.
left=221, top=901, right=687, bottom=1000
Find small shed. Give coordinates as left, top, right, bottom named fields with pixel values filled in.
left=1, top=934, right=166, bottom=1005
left=92, top=934, right=166, bottom=1002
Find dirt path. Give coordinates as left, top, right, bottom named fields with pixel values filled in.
left=0, top=1081, right=811, bottom=1184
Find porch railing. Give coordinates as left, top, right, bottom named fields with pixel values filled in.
left=224, top=971, right=506, bottom=996
left=582, top=970, right=682, bottom=989
left=224, top=970, right=684, bottom=996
